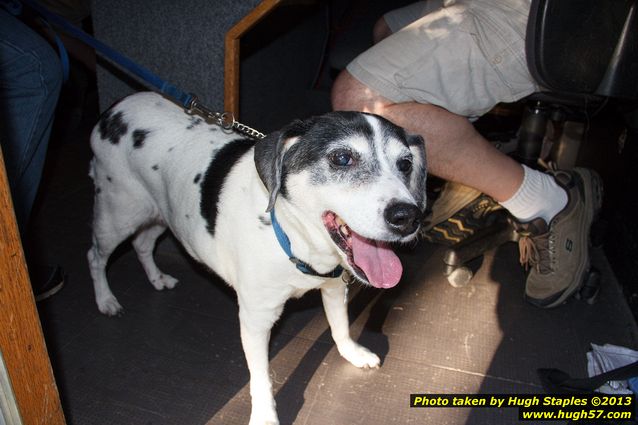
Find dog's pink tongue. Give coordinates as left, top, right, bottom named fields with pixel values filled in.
left=351, top=232, right=402, bottom=288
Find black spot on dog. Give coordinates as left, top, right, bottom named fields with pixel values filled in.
left=106, top=176, right=112, bottom=182
left=378, top=115, right=424, bottom=149
left=193, top=173, right=201, bottom=184
left=185, top=214, right=190, bottom=219
left=168, top=146, right=174, bottom=152
left=98, top=110, right=128, bottom=145
left=405, top=134, right=424, bottom=147
left=200, top=139, right=256, bottom=236
left=186, top=116, right=203, bottom=130
left=152, top=164, right=159, bottom=171
left=258, top=215, right=271, bottom=226
left=96, top=187, right=101, bottom=194
left=132, top=129, right=150, bottom=148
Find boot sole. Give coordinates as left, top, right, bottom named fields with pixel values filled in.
left=423, top=195, right=502, bottom=246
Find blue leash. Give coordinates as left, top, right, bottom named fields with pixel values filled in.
left=270, top=210, right=343, bottom=279
left=1, top=0, right=268, bottom=139
left=4, top=0, right=329, bottom=278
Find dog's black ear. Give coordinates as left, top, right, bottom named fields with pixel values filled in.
left=254, top=119, right=312, bottom=212
left=406, top=134, right=428, bottom=212
left=254, top=130, right=285, bottom=212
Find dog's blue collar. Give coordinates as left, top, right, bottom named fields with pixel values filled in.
left=270, top=209, right=343, bottom=279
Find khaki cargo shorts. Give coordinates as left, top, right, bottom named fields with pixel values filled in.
left=346, top=0, right=539, bottom=118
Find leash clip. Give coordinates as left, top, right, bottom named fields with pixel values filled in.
left=185, top=95, right=212, bottom=120
left=185, top=96, right=232, bottom=129
left=219, top=112, right=235, bottom=130
left=184, top=95, right=265, bottom=139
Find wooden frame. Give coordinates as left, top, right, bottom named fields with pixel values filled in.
left=224, top=0, right=283, bottom=118
left=0, top=149, right=65, bottom=425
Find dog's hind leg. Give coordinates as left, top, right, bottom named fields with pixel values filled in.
left=87, top=221, right=130, bottom=316
left=321, top=279, right=381, bottom=369
left=131, top=223, right=178, bottom=291
left=87, top=180, right=154, bottom=316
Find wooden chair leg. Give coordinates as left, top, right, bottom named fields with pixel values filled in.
left=224, top=0, right=283, bottom=118
left=0, top=149, right=66, bottom=425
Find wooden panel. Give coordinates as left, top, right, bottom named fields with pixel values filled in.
left=224, top=0, right=283, bottom=118
left=0, top=149, right=65, bottom=425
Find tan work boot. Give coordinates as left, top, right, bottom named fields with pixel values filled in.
left=425, top=181, right=482, bottom=230
left=421, top=181, right=491, bottom=245
left=516, top=167, right=604, bottom=308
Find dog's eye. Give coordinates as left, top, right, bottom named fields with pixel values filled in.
left=329, top=151, right=355, bottom=167
left=397, top=158, right=413, bottom=174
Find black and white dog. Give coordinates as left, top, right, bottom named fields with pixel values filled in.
left=87, top=92, right=427, bottom=425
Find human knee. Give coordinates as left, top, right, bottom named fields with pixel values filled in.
left=331, top=70, right=361, bottom=111
left=0, top=12, right=62, bottom=99
left=36, top=43, right=63, bottom=98
left=331, top=70, right=390, bottom=114
left=372, top=17, right=392, bottom=44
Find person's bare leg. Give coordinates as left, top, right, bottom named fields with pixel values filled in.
left=372, top=16, right=393, bottom=43
left=331, top=70, right=524, bottom=202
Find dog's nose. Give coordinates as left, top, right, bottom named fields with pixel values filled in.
left=384, top=202, right=421, bottom=236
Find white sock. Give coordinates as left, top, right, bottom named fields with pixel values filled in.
left=499, top=165, right=568, bottom=224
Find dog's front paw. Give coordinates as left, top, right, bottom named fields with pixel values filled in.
left=97, top=294, right=123, bottom=316
left=248, top=398, right=279, bottom=425
left=248, top=410, right=279, bottom=425
left=150, top=273, right=178, bottom=291
left=339, top=342, right=381, bottom=369
left=248, top=419, right=279, bottom=425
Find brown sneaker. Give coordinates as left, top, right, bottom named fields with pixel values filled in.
left=516, top=167, right=603, bottom=308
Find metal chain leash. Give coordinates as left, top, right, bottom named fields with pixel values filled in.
left=232, top=120, right=267, bottom=140
left=185, top=96, right=266, bottom=140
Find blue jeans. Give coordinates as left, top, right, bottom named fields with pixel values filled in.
left=0, top=8, right=62, bottom=233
